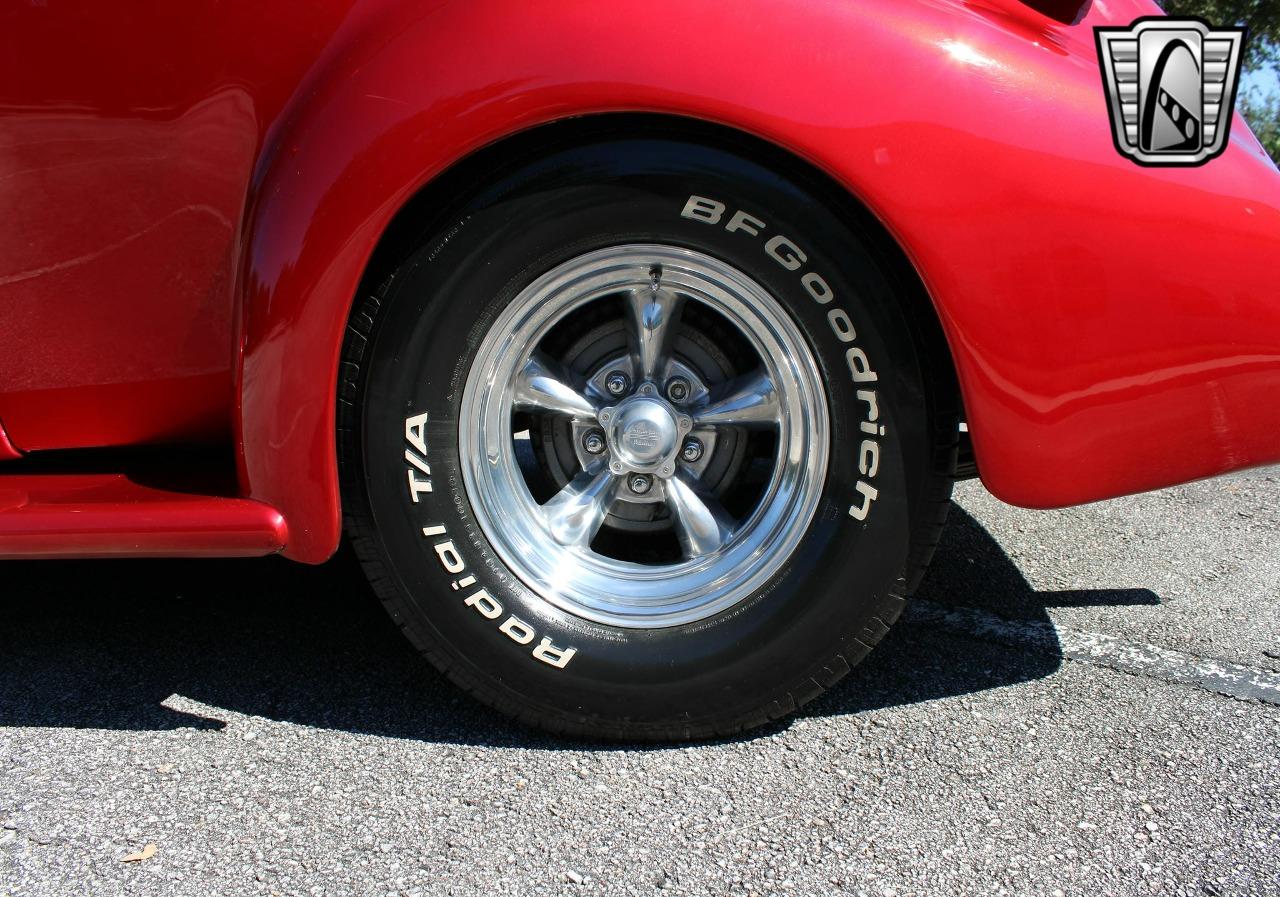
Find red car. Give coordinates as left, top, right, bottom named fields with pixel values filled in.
left=1, top=0, right=1276, bottom=740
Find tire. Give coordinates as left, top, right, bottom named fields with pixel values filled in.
left=338, top=134, right=957, bottom=741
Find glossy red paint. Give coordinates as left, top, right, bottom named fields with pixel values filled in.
left=0, top=474, right=286, bottom=559
left=1, top=0, right=1278, bottom=561
left=236, top=0, right=1280, bottom=560
left=0, top=420, right=21, bottom=462
left=0, top=1, right=354, bottom=451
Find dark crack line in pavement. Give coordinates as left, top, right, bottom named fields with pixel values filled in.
left=908, top=599, right=1280, bottom=706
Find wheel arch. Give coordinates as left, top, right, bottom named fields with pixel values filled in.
left=358, top=114, right=965, bottom=415
left=240, top=110, right=967, bottom=565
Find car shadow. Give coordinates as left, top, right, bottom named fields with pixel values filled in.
left=0, top=506, right=1158, bottom=747
left=798, top=505, right=1159, bottom=724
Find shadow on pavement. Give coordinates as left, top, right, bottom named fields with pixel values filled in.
left=0, top=506, right=1158, bottom=746
left=800, top=506, right=1158, bottom=723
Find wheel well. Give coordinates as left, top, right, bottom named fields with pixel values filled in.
left=357, top=113, right=963, bottom=444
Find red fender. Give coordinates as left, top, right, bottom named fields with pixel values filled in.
left=237, top=0, right=1280, bottom=562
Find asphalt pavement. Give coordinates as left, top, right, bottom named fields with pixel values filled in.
left=2, top=469, right=1278, bottom=896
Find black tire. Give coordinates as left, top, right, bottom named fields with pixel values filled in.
left=338, top=134, right=957, bottom=741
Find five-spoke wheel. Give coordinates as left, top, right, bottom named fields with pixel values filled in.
left=460, top=245, right=829, bottom=628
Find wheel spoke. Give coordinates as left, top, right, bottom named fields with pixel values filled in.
left=512, top=353, right=596, bottom=418
left=625, top=281, right=684, bottom=383
left=693, top=368, right=780, bottom=428
left=666, top=470, right=736, bottom=558
left=542, top=467, right=618, bottom=550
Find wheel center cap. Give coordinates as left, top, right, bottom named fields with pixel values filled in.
left=608, top=397, right=679, bottom=471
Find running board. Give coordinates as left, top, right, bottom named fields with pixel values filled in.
left=0, top=473, right=287, bottom=559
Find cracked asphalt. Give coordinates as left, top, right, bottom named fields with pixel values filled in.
left=2, top=469, right=1278, bottom=896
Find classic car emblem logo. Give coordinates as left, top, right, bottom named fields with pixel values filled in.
left=1095, top=17, right=1246, bottom=167
left=626, top=422, right=659, bottom=450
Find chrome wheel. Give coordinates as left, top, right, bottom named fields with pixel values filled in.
left=460, top=245, right=829, bottom=628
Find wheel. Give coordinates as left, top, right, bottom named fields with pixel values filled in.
left=339, top=133, right=956, bottom=741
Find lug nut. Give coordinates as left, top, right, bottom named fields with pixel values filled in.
left=605, top=371, right=631, bottom=397
left=628, top=473, right=653, bottom=495
left=680, top=438, right=704, bottom=463
left=582, top=430, right=606, bottom=455
left=666, top=377, right=691, bottom=403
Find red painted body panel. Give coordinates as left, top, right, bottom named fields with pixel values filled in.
left=0, top=474, right=286, bottom=559
left=0, top=2, right=352, bottom=450
left=1, top=0, right=1277, bottom=561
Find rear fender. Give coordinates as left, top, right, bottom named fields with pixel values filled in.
left=238, top=0, right=1280, bottom=561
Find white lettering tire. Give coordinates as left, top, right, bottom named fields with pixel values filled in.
left=338, top=133, right=958, bottom=741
